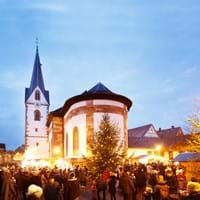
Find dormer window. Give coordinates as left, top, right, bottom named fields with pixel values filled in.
left=35, top=90, right=40, bottom=100
left=34, top=110, right=41, bottom=121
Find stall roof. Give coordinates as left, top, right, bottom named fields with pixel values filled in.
left=173, top=152, right=200, bottom=162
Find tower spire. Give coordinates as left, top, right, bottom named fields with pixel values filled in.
left=25, top=41, right=49, bottom=103
left=29, top=42, right=45, bottom=91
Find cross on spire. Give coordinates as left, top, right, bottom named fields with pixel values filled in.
left=36, top=37, right=39, bottom=48
left=25, top=40, right=49, bottom=104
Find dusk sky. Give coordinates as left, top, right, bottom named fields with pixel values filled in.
left=1, top=0, right=200, bottom=150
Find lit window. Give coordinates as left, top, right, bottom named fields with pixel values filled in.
left=35, top=90, right=40, bottom=100
left=34, top=110, right=41, bottom=121
left=66, top=132, right=68, bottom=156
left=73, top=127, right=79, bottom=156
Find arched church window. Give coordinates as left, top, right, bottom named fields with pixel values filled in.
left=34, top=110, right=41, bottom=121
left=73, top=127, right=79, bottom=156
left=35, top=90, right=40, bottom=100
left=66, top=132, right=68, bottom=156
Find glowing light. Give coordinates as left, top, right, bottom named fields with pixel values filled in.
left=38, top=159, right=50, bottom=168
left=174, top=161, right=179, bottom=166
left=21, top=159, right=50, bottom=168
left=54, top=159, right=73, bottom=170
left=139, top=155, right=167, bottom=164
left=156, top=145, right=162, bottom=151
left=13, top=152, right=24, bottom=161
left=53, top=147, right=60, bottom=155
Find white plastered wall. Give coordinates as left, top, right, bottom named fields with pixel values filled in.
left=64, top=114, right=87, bottom=158
left=63, top=99, right=126, bottom=159
left=93, top=99, right=124, bottom=108
left=25, top=86, right=49, bottom=159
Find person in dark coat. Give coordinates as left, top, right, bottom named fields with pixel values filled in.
left=15, top=170, right=31, bottom=200
left=118, top=171, right=135, bottom=200
left=165, top=168, right=178, bottom=195
left=108, top=172, right=117, bottom=200
left=63, top=173, right=80, bottom=200
left=43, top=176, right=60, bottom=200
left=134, top=167, right=147, bottom=200
left=153, top=175, right=169, bottom=200
left=96, top=176, right=107, bottom=200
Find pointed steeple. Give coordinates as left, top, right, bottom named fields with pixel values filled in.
left=25, top=44, right=49, bottom=103
left=29, top=45, right=45, bottom=92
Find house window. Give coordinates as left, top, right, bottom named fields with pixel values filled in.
left=34, top=110, right=41, bottom=121
left=35, top=90, right=40, bottom=100
left=73, top=127, right=79, bottom=156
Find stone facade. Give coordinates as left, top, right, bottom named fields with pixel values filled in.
left=49, top=117, right=64, bottom=160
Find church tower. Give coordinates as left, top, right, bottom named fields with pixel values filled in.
left=25, top=45, right=50, bottom=159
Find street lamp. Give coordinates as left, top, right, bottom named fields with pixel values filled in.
left=156, top=145, right=162, bottom=156
left=53, top=146, right=61, bottom=157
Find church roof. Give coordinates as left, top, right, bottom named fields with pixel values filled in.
left=25, top=46, right=49, bottom=103
left=64, top=82, right=132, bottom=111
left=47, top=82, right=132, bottom=124
left=87, top=82, right=113, bottom=94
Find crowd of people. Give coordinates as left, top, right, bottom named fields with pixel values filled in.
left=0, top=165, right=82, bottom=200
left=0, top=162, right=200, bottom=200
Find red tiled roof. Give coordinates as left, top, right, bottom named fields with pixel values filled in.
left=128, top=125, right=186, bottom=148
left=157, top=127, right=185, bottom=146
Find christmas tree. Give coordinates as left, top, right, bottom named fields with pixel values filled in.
left=87, top=114, right=126, bottom=176
left=186, top=112, right=200, bottom=152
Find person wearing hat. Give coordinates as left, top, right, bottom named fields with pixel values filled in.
left=185, top=179, right=200, bottom=200
left=26, top=184, right=44, bottom=200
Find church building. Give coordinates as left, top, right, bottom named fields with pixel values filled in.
left=47, top=83, right=132, bottom=161
left=25, top=46, right=50, bottom=159
left=24, top=45, right=185, bottom=164
left=25, top=46, right=132, bottom=162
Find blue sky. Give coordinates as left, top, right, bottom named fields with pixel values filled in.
left=1, top=0, right=200, bottom=150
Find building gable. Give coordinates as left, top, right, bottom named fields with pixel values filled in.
left=26, top=86, right=49, bottom=105
left=144, top=126, right=158, bottom=138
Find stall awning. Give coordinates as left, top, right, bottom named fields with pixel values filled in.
left=173, top=152, right=200, bottom=162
